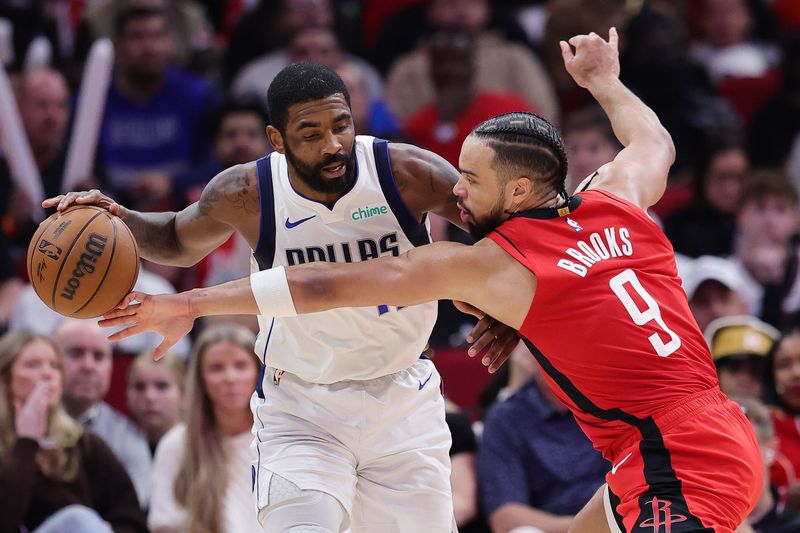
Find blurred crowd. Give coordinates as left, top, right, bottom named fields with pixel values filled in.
left=1, top=0, right=800, bottom=532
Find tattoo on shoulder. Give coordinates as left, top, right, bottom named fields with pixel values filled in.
left=199, top=164, right=259, bottom=217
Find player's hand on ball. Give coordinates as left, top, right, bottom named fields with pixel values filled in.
left=454, top=301, right=520, bottom=373
left=99, top=292, right=195, bottom=360
left=42, top=189, right=126, bottom=217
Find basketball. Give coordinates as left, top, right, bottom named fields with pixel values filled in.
left=27, top=205, right=140, bottom=319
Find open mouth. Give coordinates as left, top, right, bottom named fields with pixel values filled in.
left=321, top=162, right=346, bottom=178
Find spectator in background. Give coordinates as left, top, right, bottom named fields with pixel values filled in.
left=173, top=97, right=271, bottom=207
left=336, top=60, right=402, bottom=139
left=731, top=170, right=800, bottom=329
left=765, top=326, right=800, bottom=510
left=54, top=319, right=152, bottom=508
left=618, top=6, right=739, bottom=175
left=541, top=0, right=628, bottom=106
left=750, top=34, right=800, bottom=177
left=0, top=330, right=146, bottom=532
left=445, top=402, right=485, bottom=532
left=173, top=98, right=269, bottom=329
left=679, top=255, right=749, bottom=333
left=689, top=0, right=780, bottom=85
left=477, top=340, right=538, bottom=416
left=0, top=68, right=107, bottom=246
left=403, top=30, right=532, bottom=167
left=99, top=5, right=218, bottom=211
left=664, top=131, right=748, bottom=258
left=736, top=396, right=800, bottom=532
left=149, top=324, right=260, bottom=533
left=478, top=353, right=608, bottom=533
left=126, top=352, right=186, bottom=455
left=704, top=315, right=779, bottom=399
left=0, top=231, right=20, bottom=334
left=75, top=0, right=215, bottom=76
left=563, top=104, right=621, bottom=193
left=385, top=0, right=558, bottom=125
left=233, top=25, right=383, bottom=111
left=223, top=0, right=336, bottom=84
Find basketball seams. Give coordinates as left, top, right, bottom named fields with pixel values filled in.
left=49, top=208, right=107, bottom=310
left=73, top=212, right=117, bottom=317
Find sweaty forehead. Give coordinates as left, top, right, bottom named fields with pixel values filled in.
left=459, top=135, right=495, bottom=173
left=286, top=94, right=350, bottom=126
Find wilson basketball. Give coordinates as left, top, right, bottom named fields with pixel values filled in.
left=27, top=205, right=139, bottom=319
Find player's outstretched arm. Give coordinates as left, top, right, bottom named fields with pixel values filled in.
left=101, top=238, right=535, bottom=365
left=41, top=165, right=255, bottom=266
left=562, top=28, right=675, bottom=209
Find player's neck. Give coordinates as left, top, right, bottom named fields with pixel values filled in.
left=115, top=70, right=166, bottom=103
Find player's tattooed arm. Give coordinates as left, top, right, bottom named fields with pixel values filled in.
left=388, top=143, right=465, bottom=230
left=41, top=165, right=257, bottom=266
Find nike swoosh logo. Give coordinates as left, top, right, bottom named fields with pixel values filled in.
left=285, top=215, right=315, bottom=229
left=419, top=373, right=433, bottom=390
left=611, top=452, right=633, bottom=475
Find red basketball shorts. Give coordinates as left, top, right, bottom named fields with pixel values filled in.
left=603, top=388, right=762, bottom=532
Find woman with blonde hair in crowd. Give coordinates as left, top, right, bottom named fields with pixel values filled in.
left=0, top=330, right=146, bottom=532
left=126, top=351, right=187, bottom=455
left=149, top=323, right=261, bottom=533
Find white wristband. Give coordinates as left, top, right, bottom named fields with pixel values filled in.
left=250, top=266, right=298, bottom=317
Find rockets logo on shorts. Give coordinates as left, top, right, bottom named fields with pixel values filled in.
left=638, top=497, right=687, bottom=533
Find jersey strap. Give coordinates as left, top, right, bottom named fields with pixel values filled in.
left=372, top=139, right=430, bottom=247
left=253, top=155, right=277, bottom=269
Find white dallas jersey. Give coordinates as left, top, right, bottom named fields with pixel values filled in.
left=250, top=136, right=438, bottom=384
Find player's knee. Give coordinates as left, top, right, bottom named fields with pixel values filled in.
left=258, top=473, right=345, bottom=533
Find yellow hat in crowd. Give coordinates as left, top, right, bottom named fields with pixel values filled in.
left=704, top=315, right=781, bottom=364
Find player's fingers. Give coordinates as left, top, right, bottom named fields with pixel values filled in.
left=102, top=302, right=140, bottom=320
left=467, top=327, right=497, bottom=357
left=153, top=338, right=175, bottom=361
left=42, top=195, right=63, bottom=208
left=107, top=324, right=145, bottom=342
left=609, top=27, right=618, bottom=50
left=115, top=292, right=143, bottom=311
left=568, top=34, right=587, bottom=47
left=466, top=315, right=493, bottom=344
left=453, top=300, right=484, bottom=320
left=560, top=41, right=574, bottom=63
left=484, top=336, right=518, bottom=373
left=56, top=192, right=79, bottom=211
left=97, top=313, right=138, bottom=328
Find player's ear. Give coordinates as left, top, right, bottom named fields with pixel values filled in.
left=512, top=176, right=533, bottom=200
left=266, top=125, right=285, bottom=154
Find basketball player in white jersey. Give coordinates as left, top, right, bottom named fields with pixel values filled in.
left=46, top=62, right=519, bottom=532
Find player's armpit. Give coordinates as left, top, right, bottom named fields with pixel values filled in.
left=387, top=143, right=464, bottom=229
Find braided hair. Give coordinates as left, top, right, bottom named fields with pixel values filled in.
left=472, top=112, right=569, bottom=202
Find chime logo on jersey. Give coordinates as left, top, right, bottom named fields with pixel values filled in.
left=351, top=203, right=389, bottom=221
left=285, top=233, right=400, bottom=265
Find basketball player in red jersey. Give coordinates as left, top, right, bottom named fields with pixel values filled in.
left=101, top=29, right=761, bottom=532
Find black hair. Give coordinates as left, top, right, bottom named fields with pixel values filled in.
left=762, top=325, right=800, bottom=409
left=114, top=6, right=167, bottom=39
left=472, top=112, right=568, bottom=198
left=266, top=62, right=350, bottom=134
left=210, top=96, right=270, bottom=138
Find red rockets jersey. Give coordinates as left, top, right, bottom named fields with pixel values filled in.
left=488, top=189, right=719, bottom=457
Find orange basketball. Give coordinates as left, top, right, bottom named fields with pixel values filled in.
left=27, top=205, right=139, bottom=319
